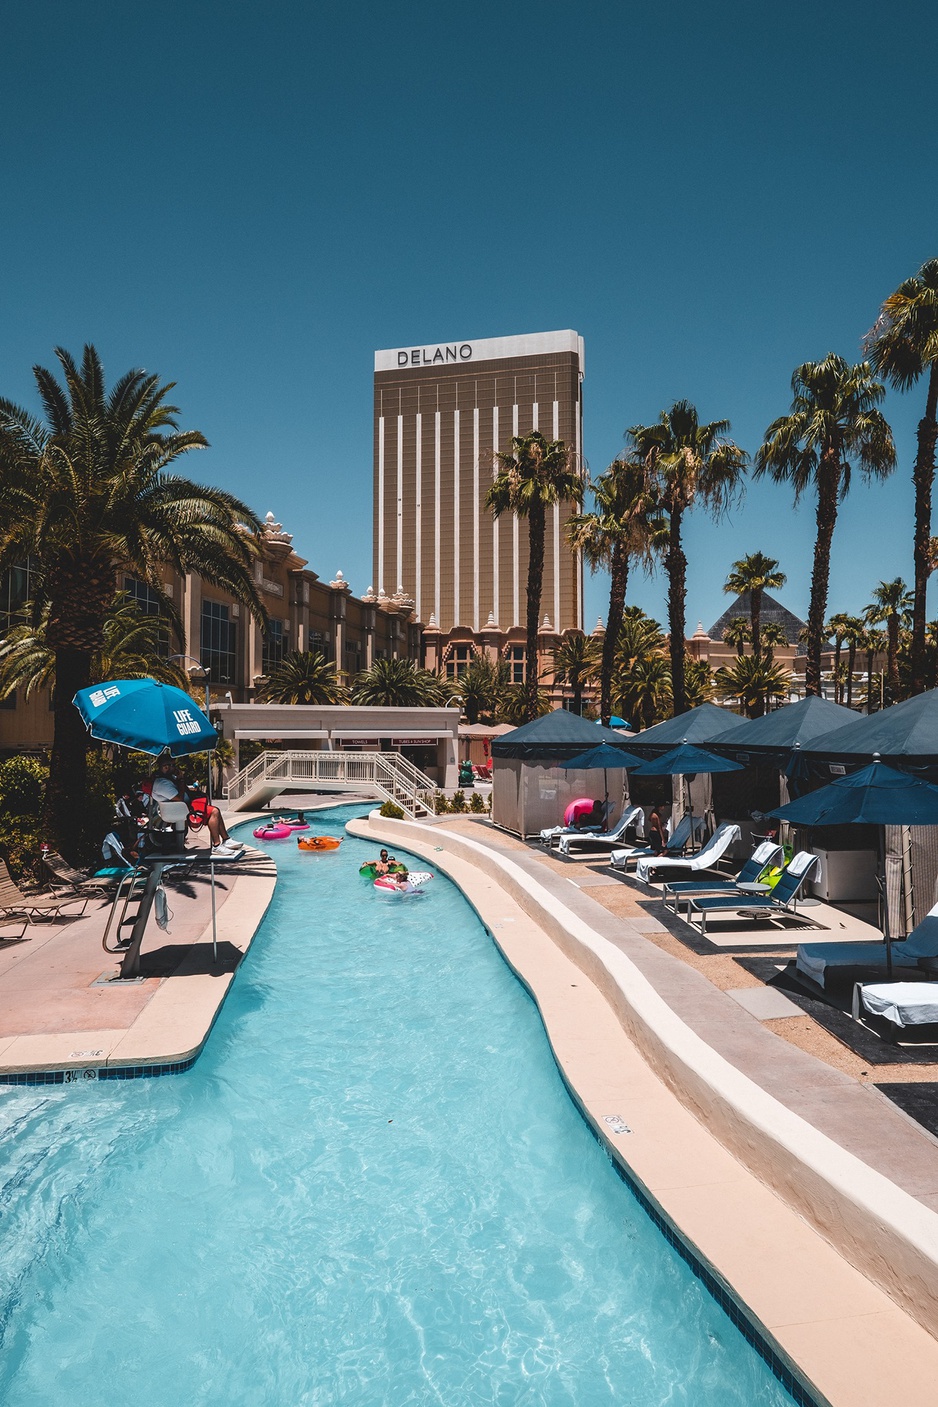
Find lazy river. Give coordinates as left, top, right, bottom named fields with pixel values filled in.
left=0, top=805, right=801, bottom=1405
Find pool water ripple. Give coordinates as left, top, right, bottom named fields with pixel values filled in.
left=0, top=806, right=799, bottom=1404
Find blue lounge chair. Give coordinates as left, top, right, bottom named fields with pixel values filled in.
left=553, top=805, right=645, bottom=856
left=685, top=851, right=820, bottom=938
left=635, top=823, right=741, bottom=884
left=662, top=840, right=785, bottom=915
left=609, top=814, right=705, bottom=872
left=797, top=901, right=938, bottom=990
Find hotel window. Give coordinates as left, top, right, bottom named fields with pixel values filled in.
left=124, top=576, right=170, bottom=655
left=344, top=638, right=362, bottom=675
left=445, top=645, right=475, bottom=681
left=262, top=619, right=286, bottom=674
left=200, top=600, right=238, bottom=684
left=505, top=646, right=526, bottom=684
left=309, top=630, right=332, bottom=661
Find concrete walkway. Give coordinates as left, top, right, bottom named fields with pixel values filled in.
left=0, top=839, right=275, bottom=1077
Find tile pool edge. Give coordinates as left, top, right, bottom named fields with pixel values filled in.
left=350, top=813, right=938, bottom=1407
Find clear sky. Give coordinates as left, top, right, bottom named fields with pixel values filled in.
left=2, top=0, right=937, bottom=637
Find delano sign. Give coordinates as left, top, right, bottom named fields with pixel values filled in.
left=397, top=344, right=474, bottom=367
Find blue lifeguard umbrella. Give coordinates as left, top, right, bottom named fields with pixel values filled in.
left=73, top=678, right=217, bottom=756
left=560, top=741, right=645, bottom=805
left=635, top=743, right=744, bottom=851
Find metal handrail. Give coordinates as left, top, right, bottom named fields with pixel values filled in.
left=224, top=749, right=437, bottom=818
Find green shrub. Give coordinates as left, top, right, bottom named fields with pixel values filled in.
left=379, top=800, right=405, bottom=820
left=433, top=791, right=449, bottom=814
left=468, top=792, right=485, bottom=813
left=449, top=790, right=467, bottom=814
left=0, top=755, right=47, bottom=819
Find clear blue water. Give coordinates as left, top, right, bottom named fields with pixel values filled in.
left=0, top=805, right=798, bottom=1406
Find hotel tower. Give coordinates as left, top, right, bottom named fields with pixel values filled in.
left=372, top=331, right=585, bottom=643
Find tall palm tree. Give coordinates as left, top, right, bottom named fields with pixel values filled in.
left=755, top=355, right=896, bottom=696
left=760, top=620, right=789, bottom=663
left=485, top=431, right=582, bottom=722
left=0, top=345, right=263, bottom=846
left=550, top=631, right=601, bottom=716
left=615, top=654, right=672, bottom=730
left=865, top=578, right=913, bottom=703
left=684, top=657, right=713, bottom=707
left=255, top=649, right=347, bottom=705
left=454, top=655, right=506, bottom=725
left=714, top=654, right=791, bottom=718
left=350, top=657, right=444, bottom=707
left=865, top=260, right=938, bottom=694
left=841, top=615, right=866, bottom=707
left=0, top=594, right=188, bottom=700
left=723, top=551, right=786, bottom=657
left=862, top=627, right=888, bottom=713
left=566, top=455, right=661, bottom=725
left=722, top=618, right=751, bottom=656
left=628, top=402, right=747, bottom=715
left=825, top=612, right=852, bottom=702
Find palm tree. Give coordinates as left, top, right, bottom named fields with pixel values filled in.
left=551, top=631, right=601, bottom=715
left=723, top=551, right=786, bottom=657
left=496, top=683, right=550, bottom=725
left=714, top=654, right=792, bottom=718
left=350, top=657, right=444, bottom=707
left=722, top=618, right=751, bottom=656
left=865, top=260, right=938, bottom=694
left=825, top=612, right=852, bottom=701
left=0, top=594, right=189, bottom=700
left=485, top=431, right=582, bottom=722
left=255, top=649, right=347, bottom=705
left=865, top=578, right=913, bottom=703
left=628, top=402, right=747, bottom=715
left=684, top=657, right=713, bottom=707
left=0, top=345, right=263, bottom=846
left=453, top=655, right=506, bottom=725
left=615, top=654, right=672, bottom=730
left=841, top=615, right=866, bottom=707
left=566, top=455, right=661, bottom=725
left=755, top=355, right=896, bottom=696
left=862, top=627, right=888, bottom=713
left=760, top=620, right=789, bottom=663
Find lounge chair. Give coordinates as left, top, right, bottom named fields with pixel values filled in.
left=797, top=901, right=938, bottom=990
left=0, top=858, right=91, bottom=923
left=635, top=823, right=741, bottom=884
left=609, top=814, right=705, bottom=872
left=662, top=840, right=785, bottom=915
left=550, top=806, right=645, bottom=855
left=539, top=800, right=614, bottom=847
left=853, top=981, right=938, bottom=1035
left=41, top=849, right=118, bottom=896
left=684, top=851, right=821, bottom=938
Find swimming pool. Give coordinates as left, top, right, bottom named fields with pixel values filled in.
left=0, top=805, right=802, bottom=1404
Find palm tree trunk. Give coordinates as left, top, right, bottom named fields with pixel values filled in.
left=805, top=446, right=841, bottom=696
left=832, top=636, right=843, bottom=703
left=847, top=641, right=856, bottom=707
left=887, top=615, right=900, bottom=700
left=910, top=364, right=938, bottom=695
left=751, top=588, right=762, bottom=658
left=866, top=646, right=875, bottom=713
left=600, top=542, right=629, bottom=727
left=665, top=508, right=687, bottom=714
left=45, top=646, right=92, bottom=855
left=524, top=501, right=546, bottom=722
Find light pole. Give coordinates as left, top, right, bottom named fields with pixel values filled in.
left=169, top=655, right=217, bottom=962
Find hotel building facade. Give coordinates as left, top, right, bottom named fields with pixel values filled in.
left=373, top=330, right=586, bottom=680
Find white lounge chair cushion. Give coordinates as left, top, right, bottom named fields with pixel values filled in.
left=859, top=982, right=938, bottom=1028
left=556, top=806, right=644, bottom=855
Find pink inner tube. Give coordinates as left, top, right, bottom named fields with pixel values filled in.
left=253, top=823, right=292, bottom=839
left=564, top=797, right=597, bottom=827
left=282, top=822, right=310, bottom=831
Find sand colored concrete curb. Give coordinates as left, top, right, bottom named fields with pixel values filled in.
left=350, top=812, right=938, bottom=1404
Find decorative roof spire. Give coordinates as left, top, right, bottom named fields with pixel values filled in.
left=330, top=570, right=351, bottom=593
left=261, top=510, right=293, bottom=546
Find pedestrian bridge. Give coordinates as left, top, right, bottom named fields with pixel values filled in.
left=224, top=749, right=437, bottom=820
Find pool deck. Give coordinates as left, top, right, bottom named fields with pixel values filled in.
left=0, top=834, right=276, bottom=1078
left=350, top=810, right=938, bottom=1407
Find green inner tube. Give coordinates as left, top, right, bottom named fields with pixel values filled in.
left=359, top=860, right=408, bottom=878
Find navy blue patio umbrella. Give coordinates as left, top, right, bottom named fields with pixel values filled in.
left=772, top=758, right=938, bottom=972
left=635, top=743, right=744, bottom=851
left=559, top=742, right=645, bottom=807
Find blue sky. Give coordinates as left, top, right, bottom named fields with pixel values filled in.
left=2, top=1, right=937, bottom=636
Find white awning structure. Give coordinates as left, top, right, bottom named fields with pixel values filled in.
left=234, top=729, right=330, bottom=739
left=328, top=729, right=454, bottom=740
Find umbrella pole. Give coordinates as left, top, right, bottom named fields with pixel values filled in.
left=880, top=827, right=892, bottom=979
